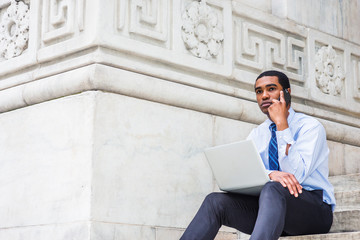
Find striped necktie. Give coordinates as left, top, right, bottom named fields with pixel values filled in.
left=268, top=123, right=279, bottom=170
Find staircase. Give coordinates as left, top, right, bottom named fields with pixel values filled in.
left=234, top=173, right=360, bottom=240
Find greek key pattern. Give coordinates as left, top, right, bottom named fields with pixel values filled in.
left=42, top=0, right=84, bottom=44
left=116, top=0, right=127, bottom=31
left=235, top=20, right=305, bottom=83
left=116, top=0, right=168, bottom=43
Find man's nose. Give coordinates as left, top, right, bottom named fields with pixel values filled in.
left=261, top=91, right=269, bottom=99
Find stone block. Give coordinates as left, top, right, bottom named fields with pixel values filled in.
left=0, top=220, right=90, bottom=240
left=329, top=173, right=360, bottom=192
left=280, top=231, right=360, bottom=240
left=0, top=92, right=94, bottom=228
left=91, top=92, right=214, bottom=228
left=154, top=227, right=238, bottom=240
left=331, top=209, right=360, bottom=232
left=155, top=227, right=184, bottom=240
left=327, top=141, right=345, bottom=176
left=91, top=222, right=156, bottom=240
left=213, top=115, right=256, bottom=145
left=344, top=145, right=360, bottom=174
left=240, top=0, right=271, bottom=12
left=214, top=231, right=238, bottom=240
left=335, top=190, right=360, bottom=209
left=279, top=0, right=360, bottom=44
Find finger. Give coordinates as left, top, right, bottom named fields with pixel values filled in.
left=283, top=177, right=298, bottom=197
left=283, top=178, right=296, bottom=196
left=279, top=90, right=285, bottom=104
left=295, top=181, right=303, bottom=194
left=298, top=185, right=303, bottom=194
left=289, top=174, right=303, bottom=194
left=287, top=182, right=297, bottom=196
left=280, top=180, right=287, bottom=188
left=272, top=98, right=279, bottom=104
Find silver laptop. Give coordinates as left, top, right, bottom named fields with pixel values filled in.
left=204, top=139, right=269, bottom=196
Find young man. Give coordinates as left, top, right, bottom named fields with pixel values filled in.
left=180, top=70, right=335, bottom=240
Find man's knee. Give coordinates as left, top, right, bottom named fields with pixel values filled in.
left=260, top=181, right=288, bottom=199
left=204, top=192, right=227, bottom=205
left=203, top=192, right=229, bottom=213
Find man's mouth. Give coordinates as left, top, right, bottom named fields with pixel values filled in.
left=261, top=101, right=272, bottom=108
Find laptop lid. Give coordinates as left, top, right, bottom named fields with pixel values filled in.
left=204, top=139, right=269, bottom=196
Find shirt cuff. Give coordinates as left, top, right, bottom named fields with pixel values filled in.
left=276, top=128, right=295, bottom=145
left=266, top=170, right=273, bottom=180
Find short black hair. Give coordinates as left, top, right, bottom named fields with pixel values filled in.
left=256, top=70, right=290, bottom=90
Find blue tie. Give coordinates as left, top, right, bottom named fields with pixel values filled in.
left=269, top=123, right=279, bottom=170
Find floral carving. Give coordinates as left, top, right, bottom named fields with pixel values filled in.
left=314, top=45, right=345, bottom=96
left=0, top=0, right=30, bottom=60
left=181, top=0, right=224, bottom=59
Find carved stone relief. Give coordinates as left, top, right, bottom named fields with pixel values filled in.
left=181, top=0, right=224, bottom=59
left=42, top=0, right=84, bottom=45
left=234, top=19, right=305, bottom=82
left=0, top=0, right=30, bottom=60
left=129, top=0, right=168, bottom=42
left=315, top=45, right=345, bottom=96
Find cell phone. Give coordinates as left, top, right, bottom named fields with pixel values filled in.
left=279, top=89, right=291, bottom=106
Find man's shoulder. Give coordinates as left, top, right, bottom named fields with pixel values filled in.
left=292, top=110, right=323, bottom=131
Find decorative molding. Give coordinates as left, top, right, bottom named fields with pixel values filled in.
left=234, top=20, right=305, bottom=82
left=42, top=0, right=84, bottom=44
left=0, top=0, right=29, bottom=60
left=129, top=0, right=168, bottom=42
left=287, top=37, right=305, bottom=71
left=181, top=0, right=224, bottom=59
left=1, top=64, right=360, bottom=147
left=314, top=45, right=345, bottom=96
left=352, top=56, right=360, bottom=100
left=235, top=21, right=285, bottom=69
left=116, top=0, right=127, bottom=31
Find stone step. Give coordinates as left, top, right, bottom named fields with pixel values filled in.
left=235, top=210, right=360, bottom=239
left=334, top=190, right=360, bottom=209
left=229, top=174, right=360, bottom=240
left=279, top=231, right=360, bottom=240
left=331, top=209, right=360, bottom=233
left=237, top=231, right=360, bottom=240
left=329, top=173, right=360, bottom=192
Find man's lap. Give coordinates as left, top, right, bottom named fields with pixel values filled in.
left=209, top=182, right=332, bottom=236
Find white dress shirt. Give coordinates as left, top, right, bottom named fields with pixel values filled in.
left=247, top=107, right=336, bottom=211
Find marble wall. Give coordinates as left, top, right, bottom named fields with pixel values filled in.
left=0, top=93, right=94, bottom=239
left=0, top=0, right=360, bottom=239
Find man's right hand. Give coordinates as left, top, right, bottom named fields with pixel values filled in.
left=269, top=171, right=303, bottom=197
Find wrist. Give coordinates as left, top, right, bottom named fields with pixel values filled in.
left=276, top=122, right=289, bottom=131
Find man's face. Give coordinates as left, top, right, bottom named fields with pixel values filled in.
left=254, top=76, right=282, bottom=115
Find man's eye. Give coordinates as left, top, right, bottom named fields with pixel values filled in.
left=269, top=87, right=275, bottom=91
left=256, top=90, right=262, bottom=94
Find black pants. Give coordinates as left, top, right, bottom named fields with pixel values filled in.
left=180, top=182, right=333, bottom=240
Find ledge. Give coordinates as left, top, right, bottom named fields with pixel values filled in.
left=0, top=63, right=359, bottom=147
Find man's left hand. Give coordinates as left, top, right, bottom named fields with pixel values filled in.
left=269, top=171, right=303, bottom=197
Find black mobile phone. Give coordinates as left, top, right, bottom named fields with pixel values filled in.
left=279, top=89, right=291, bottom=106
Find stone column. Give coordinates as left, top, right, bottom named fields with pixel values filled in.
left=0, top=0, right=359, bottom=239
